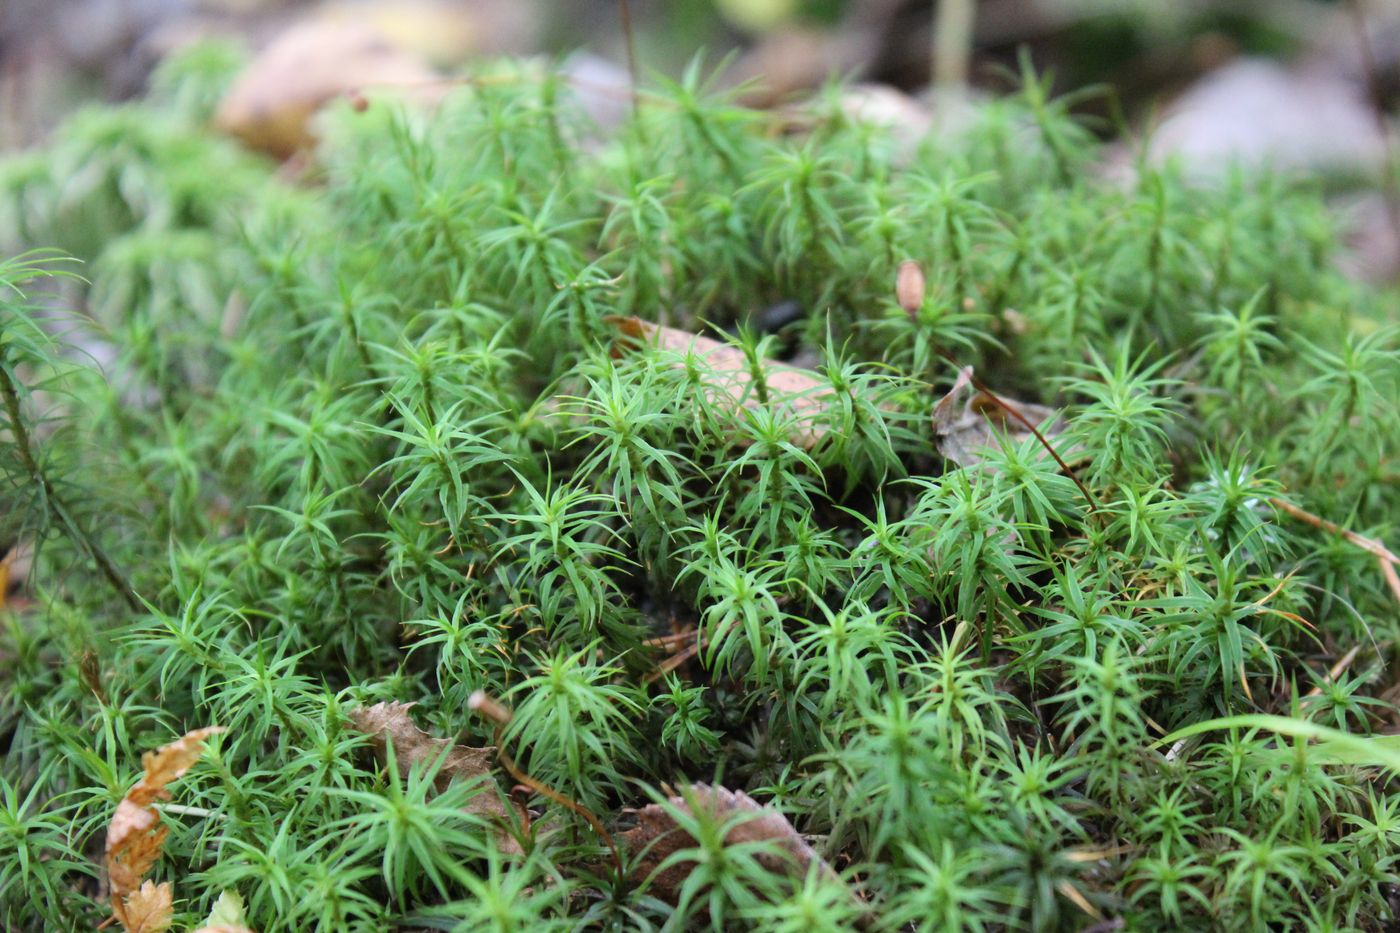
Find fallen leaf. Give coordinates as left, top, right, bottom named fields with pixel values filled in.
left=106, top=727, right=224, bottom=930
left=933, top=365, right=1063, bottom=468
left=348, top=702, right=523, bottom=855
left=119, top=880, right=173, bottom=933
left=618, top=783, right=839, bottom=902
left=214, top=21, right=444, bottom=159
left=193, top=888, right=255, bottom=933
left=610, top=317, right=833, bottom=447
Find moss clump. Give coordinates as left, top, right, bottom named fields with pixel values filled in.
left=1, top=49, right=1398, bottom=931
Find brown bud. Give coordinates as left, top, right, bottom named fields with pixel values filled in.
left=348, top=91, right=369, bottom=113
left=896, top=260, right=925, bottom=317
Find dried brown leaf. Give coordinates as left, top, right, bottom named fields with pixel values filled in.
left=933, top=365, right=1063, bottom=468
left=214, top=21, right=444, bottom=158
left=348, top=702, right=523, bottom=855
left=610, top=317, right=832, bottom=447
left=106, top=727, right=223, bottom=928
left=618, top=783, right=839, bottom=903
left=118, top=880, right=173, bottom=933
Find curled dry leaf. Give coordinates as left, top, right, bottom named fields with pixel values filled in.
left=610, top=317, right=832, bottom=447
left=348, top=701, right=524, bottom=855
left=933, top=365, right=1064, bottom=468
left=106, top=727, right=223, bottom=931
left=618, top=783, right=840, bottom=902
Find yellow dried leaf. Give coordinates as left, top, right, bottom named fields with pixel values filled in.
left=618, top=783, right=840, bottom=903
left=106, top=727, right=223, bottom=928
left=119, top=880, right=173, bottom=933
left=610, top=317, right=833, bottom=447
left=348, top=702, right=523, bottom=855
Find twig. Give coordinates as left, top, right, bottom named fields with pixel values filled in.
left=469, top=690, right=622, bottom=874
left=642, top=629, right=695, bottom=648
left=617, top=0, right=643, bottom=128
left=0, top=365, right=141, bottom=612
left=1345, top=0, right=1400, bottom=249
left=1269, top=496, right=1400, bottom=604
left=933, top=0, right=977, bottom=91
left=1269, top=497, right=1400, bottom=565
left=643, top=633, right=709, bottom=685
left=1381, top=556, right=1400, bottom=605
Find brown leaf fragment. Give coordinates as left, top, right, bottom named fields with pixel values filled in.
left=120, top=881, right=173, bottom=933
left=933, top=365, right=1063, bottom=468
left=348, top=702, right=523, bottom=855
left=618, top=783, right=840, bottom=903
left=106, top=727, right=224, bottom=929
left=609, top=317, right=833, bottom=447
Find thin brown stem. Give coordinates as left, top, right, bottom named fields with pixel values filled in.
left=1269, top=497, right=1400, bottom=566
left=934, top=347, right=1100, bottom=512
left=469, top=691, right=622, bottom=874
left=933, top=0, right=976, bottom=91
left=618, top=0, right=641, bottom=121
left=1269, top=496, right=1400, bottom=605
left=1346, top=0, right=1400, bottom=248
left=0, top=364, right=141, bottom=612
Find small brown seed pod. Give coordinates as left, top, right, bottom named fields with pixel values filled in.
left=896, top=260, right=925, bottom=318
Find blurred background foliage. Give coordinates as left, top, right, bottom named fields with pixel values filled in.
left=7, top=0, right=1400, bottom=282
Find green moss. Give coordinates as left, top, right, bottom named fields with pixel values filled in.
left=1, top=47, right=1398, bottom=931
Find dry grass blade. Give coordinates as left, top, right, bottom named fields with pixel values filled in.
left=618, top=783, right=840, bottom=902
left=106, top=727, right=223, bottom=930
left=348, top=701, right=523, bottom=855
left=610, top=317, right=833, bottom=447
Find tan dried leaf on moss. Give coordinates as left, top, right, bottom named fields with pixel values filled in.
left=610, top=317, right=833, bottom=447
left=618, top=783, right=840, bottom=902
left=119, top=880, right=173, bottom=933
left=348, top=701, right=523, bottom=854
left=106, top=727, right=224, bottom=930
left=933, top=365, right=1064, bottom=468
